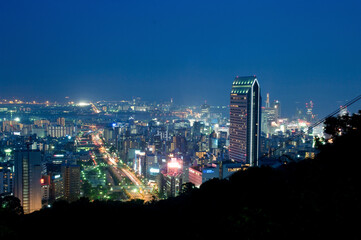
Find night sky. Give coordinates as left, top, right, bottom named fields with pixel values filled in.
left=1, top=0, right=361, bottom=117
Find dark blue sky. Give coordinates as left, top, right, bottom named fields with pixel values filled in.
left=1, top=0, right=361, bottom=117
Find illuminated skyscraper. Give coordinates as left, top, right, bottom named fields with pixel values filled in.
left=14, top=149, right=42, bottom=214
left=229, top=76, right=261, bottom=166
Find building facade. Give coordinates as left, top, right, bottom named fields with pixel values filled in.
left=61, top=164, right=80, bottom=202
left=14, top=149, right=42, bottom=214
left=229, top=76, right=261, bottom=166
left=47, top=125, right=76, bottom=138
left=0, top=162, right=14, bottom=195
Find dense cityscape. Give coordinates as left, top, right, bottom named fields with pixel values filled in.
left=1, top=76, right=361, bottom=239
left=1, top=1, right=361, bottom=239
left=0, top=76, right=329, bottom=212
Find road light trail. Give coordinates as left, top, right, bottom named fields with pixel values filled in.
left=89, top=129, right=155, bottom=201
left=90, top=102, right=101, bottom=114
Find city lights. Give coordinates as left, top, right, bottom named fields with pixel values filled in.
left=167, top=160, right=182, bottom=169
left=0, top=1, right=360, bottom=238
left=77, top=102, right=90, bottom=106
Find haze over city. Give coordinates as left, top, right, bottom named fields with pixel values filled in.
left=1, top=0, right=361, bottom=117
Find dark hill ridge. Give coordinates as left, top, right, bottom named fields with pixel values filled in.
left=2, top=113, right=361, bottom=239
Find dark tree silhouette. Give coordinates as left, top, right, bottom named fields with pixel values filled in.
left=0, top=195, right=23, bottom=216
left=324, top=110, right=361, bottom=137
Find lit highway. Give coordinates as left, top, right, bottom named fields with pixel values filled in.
left=90, top=102, right=101, bottom=114
left=90, top=129, right=156, bottom=202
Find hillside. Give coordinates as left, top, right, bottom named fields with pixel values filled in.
left=1, top=113, right=361, bottom=239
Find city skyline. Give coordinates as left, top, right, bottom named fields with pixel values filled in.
left=1, top=1, right=361, bottom=117
left=1, top=1, right=361, bottom=238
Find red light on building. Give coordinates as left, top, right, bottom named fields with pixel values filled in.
left=188, top=167, right=202, bottom=188
left=167, top=157, right=183, bottom=174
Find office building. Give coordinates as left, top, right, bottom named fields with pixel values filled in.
left=0, top=162, right=14, bottom=195
left=229, top=76, right=261, bottom=166
left=47, top=125, right=76, bottom=138
left=163, top=173, right=183, bottom=198
left=261, top=93, right=279, bottom=135
left=61, top=164, right=80, bottom=202
left=188, top=166, right=202, bottom=188
left=14, top=149, right=42, bottom=214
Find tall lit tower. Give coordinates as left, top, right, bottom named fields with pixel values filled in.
left=229, top=76, right=261, bottom=166
left=266, top=93, right=270, bottom=108
left=14, top=148, right=42, bottom=214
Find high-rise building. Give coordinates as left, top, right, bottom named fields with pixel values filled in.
left=47, top=125, right=76, bottom=138
left=273, top=100, right=281, bottom=119
left=229, top=76, right=261, bottom=166
left=200, top=102, right=210, bottom=119
left=158, top=154, right=184, bottom=198
left=14, top=149, right=42, bottom=214
left=265, top=93, right=270, bottom=108
left=305, top=101, right=314, bottom=122
left=61, top=164, right=80, bottom=202
left=188, top=166, right=202, bottom=188
left=56, top=117, right=66, bottom=126
left=261, top=93, right=280, bottom=135
left=163, top=173, right=183, bottom=198
left=0, top=162, right=14, bottom=195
